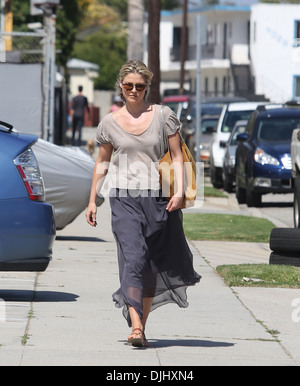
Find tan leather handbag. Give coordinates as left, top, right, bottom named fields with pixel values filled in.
left=159, top=106, right=197, bottom=208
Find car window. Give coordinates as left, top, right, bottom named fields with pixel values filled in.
left=191, top=103, right=224, bottom=117
left=201, top=118, right=218, bottom=134
left=221, top=110, right=254, bottom=133
left=230, top=125, right=247, bottom=145
left=256, top=118, right=300, bottom=141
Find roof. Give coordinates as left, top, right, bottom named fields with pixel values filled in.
left=257, top=106, right=300, bottom=118
left=67, top=58, right=99, bottom=71
left=161, top=5, right=251, bottom=17
left=227, top=102, right=266, bottom=111
left=162, top=95, right=192, bottom=103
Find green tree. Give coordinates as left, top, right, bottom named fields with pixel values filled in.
left=72, top=28, right=127, bottom=90
left=12, top=0, right=84, bottom=67
left=98, top=0, right=128, bottom=20
left=56, top=0, right=83, bottom=67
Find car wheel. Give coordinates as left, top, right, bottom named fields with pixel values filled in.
left=223, top=173, right=234, bottom=193
left=293, top=177, right=300, bottom=228
left=210, top=165, right=223, bottom=189
left=235, top=175, right=246, bottom=203
left=270, top=227, right=300, bottom=253
left=269, top=252, right=300, bottom=267
left=246, top=189, right=261, bottom=207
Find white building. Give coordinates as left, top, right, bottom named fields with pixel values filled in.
left=155, top=3, right=300, bottom=103
left=67, top=58, right=99, bottom=104
left=251, top=3, right=300, bottom=103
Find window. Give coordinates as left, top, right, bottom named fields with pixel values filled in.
left=205, top=77, right=209, bottom=96
left=214, top=77, right=218, bottom=96
left=223, top=76, right=227, bottom=96
left=296, top=21, right=300, bottom=39
left=295, top=76, right=300, bottom=98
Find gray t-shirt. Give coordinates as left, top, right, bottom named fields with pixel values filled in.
left=96, top=104, right=181, bottom=190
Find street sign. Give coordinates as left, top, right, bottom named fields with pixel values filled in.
left=30, top=0, right=60, bottom=16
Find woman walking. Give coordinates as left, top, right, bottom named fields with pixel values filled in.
left=86, top=60, right=201, bottom=347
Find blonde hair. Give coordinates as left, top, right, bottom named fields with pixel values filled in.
left=116, top=60, right=154, bottom=102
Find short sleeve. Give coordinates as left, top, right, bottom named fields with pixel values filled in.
left=95, top=119, right=111, bottom=145
left=163, top=106, right=181, bottom=136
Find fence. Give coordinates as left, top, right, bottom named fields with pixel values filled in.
left=0, top=30, right=45, bottom=64
left=0, top=28, right=58, bottom=143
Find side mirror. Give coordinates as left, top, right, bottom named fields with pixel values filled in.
left=237, top=133, right=249, bottom=142
left=206, top=126, right=217, bottom=134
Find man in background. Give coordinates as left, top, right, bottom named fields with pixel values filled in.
left=71, top=85, right=90, bottom=146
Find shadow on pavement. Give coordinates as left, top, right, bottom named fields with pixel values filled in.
left=121, top=339, right=234, bottom=349
left=0, top=289, right=79, bottom=302
left=55, top=235, right=106, bottom=242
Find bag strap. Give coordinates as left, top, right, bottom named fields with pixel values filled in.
left=160, top=105, right=169, bottom=156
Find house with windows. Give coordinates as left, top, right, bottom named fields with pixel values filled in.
left=251, top=3, right=300, bottom=102
left=155, top=3, right=300, bottom=103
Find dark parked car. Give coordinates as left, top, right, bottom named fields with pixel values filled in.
left=0, top=121, right=55, bottom=271
left=222, top=120, right=248, bottom=192
left=235, top=105, right=300, bottom=207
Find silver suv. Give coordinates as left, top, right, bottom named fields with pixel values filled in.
left=209, top=102, right=265, bottom=188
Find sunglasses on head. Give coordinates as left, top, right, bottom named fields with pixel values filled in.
left=122, top=82, right=147, bottom=92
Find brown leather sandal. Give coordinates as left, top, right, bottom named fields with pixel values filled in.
left=128, top=328, right=147, bottom=347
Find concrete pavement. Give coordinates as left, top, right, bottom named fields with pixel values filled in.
left=0, top=194, right=299, bottom=366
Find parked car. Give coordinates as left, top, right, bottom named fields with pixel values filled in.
left=210, top=101, right=265, bottom=188
left=222, top=120, right=248, bottom=192
left=288, top=100, right=300, bottom=227
left=33, top=139, right=104, bottom=230
left=187, top=115, right=219, bottom=168
left=0, top=121, right=55, bottom=271
left=235, top=104, right=300, bottom=207
left=184, top=96, right=248, bottom=121
left=161, top=94, right=192, bottom=121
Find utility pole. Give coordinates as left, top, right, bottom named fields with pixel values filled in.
left=180, top=0, right=188, bottom=94
left=195, top=15, right=202, bottom=164
left=31, top=1, right=59, bottom=142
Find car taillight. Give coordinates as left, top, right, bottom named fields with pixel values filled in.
left=14, top=148, right=45, bottom=201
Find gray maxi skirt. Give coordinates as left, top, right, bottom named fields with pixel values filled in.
left=109, top=189, right=201, bottom=327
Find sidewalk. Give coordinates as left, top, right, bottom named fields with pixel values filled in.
left=0, top=196, right=299, bottom=366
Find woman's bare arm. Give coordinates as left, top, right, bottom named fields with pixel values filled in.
left=86, top=143, right=113, bottom=226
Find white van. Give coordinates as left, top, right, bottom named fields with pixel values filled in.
left=209, top=102, right=265, bottom=188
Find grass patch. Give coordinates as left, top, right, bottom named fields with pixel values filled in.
left=183, top=213, right=275, bottom=242
left=216, top=264, right=300, bottom=288
left=204, top=186, right=228, bottom=198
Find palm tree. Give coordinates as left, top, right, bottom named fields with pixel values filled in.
left=147, top=0, right=161, bottom=103
left=127, top=0, right=144, bottom=60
